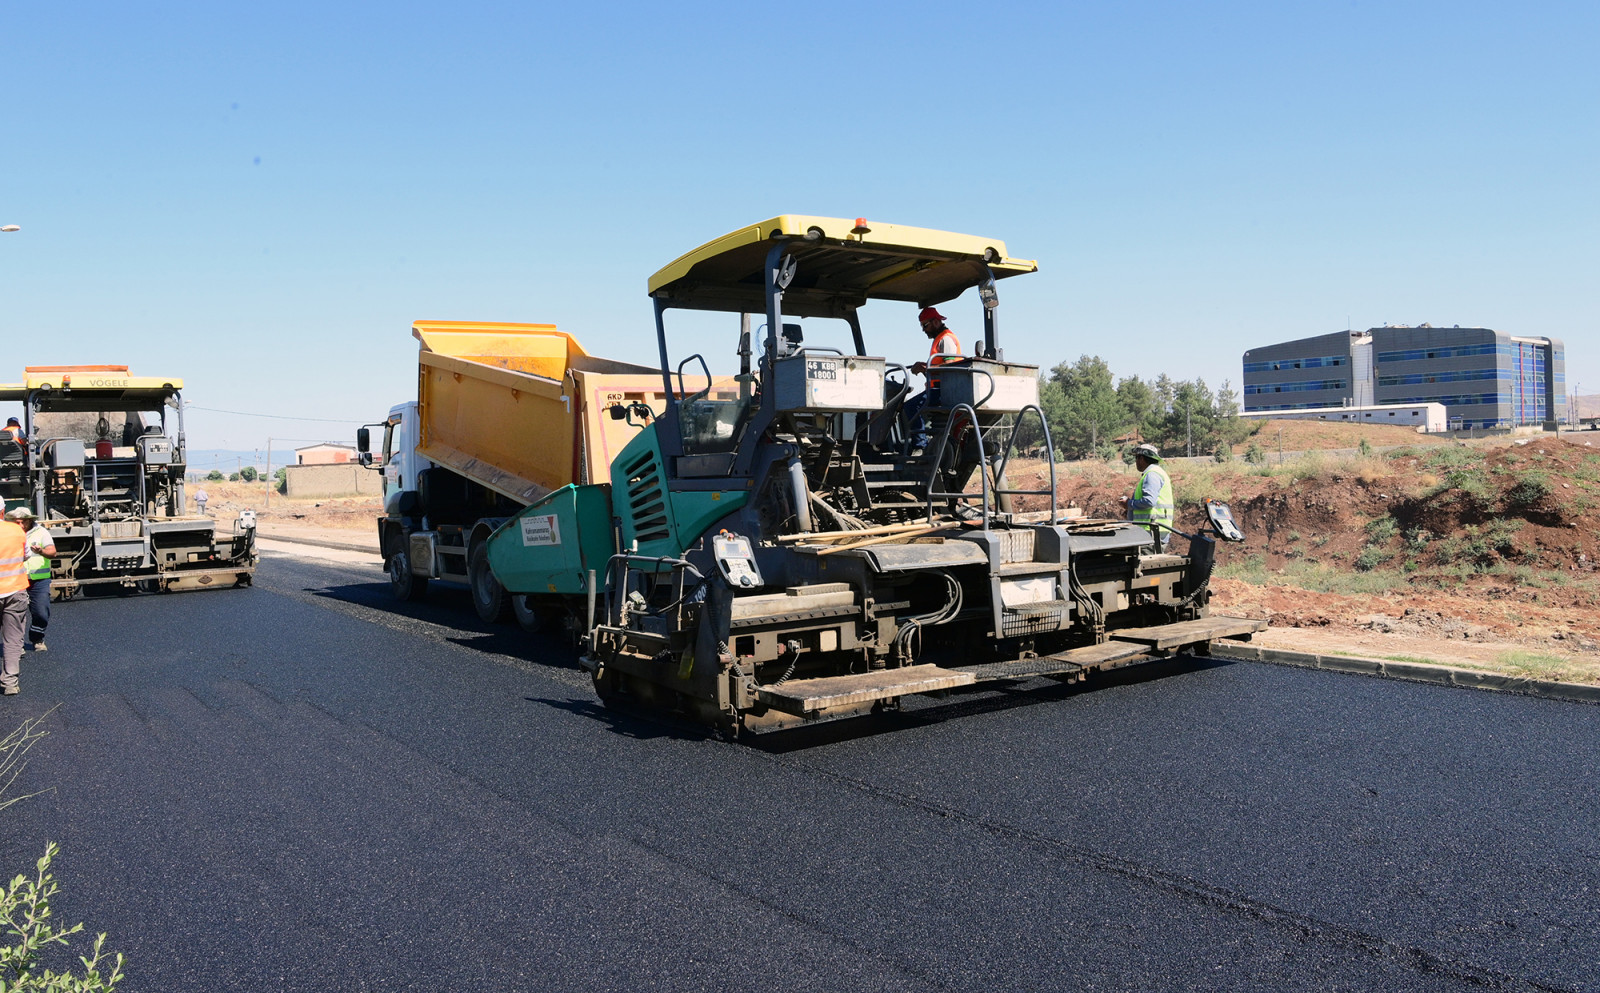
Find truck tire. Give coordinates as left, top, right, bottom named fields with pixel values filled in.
left=389, top=549, right=428, bottom=601
left=468, top=542, right=510, bottom=623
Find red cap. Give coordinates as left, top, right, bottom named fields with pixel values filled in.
left=918, top=307, right=945, bottom=325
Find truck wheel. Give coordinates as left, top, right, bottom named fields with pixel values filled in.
left=389, top=549, right=428, bottom=601
left=468, top=543, right=510, bottom=623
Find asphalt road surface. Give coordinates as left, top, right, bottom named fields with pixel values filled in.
left=3, top=548, right=1598, bottom=992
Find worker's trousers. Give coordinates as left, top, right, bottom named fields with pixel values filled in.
left=0, top=592, right=27, bottom=691
left=26, top=578, right=48, bottom=644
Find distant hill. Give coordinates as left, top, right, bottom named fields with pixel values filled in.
left=183, top=449, right=275, bottom=476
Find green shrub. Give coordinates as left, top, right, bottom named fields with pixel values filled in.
left=1243, top=441, right=1266, bottom=465
left=1355, top=546, right=1394, bottom=572
left=1289, top=451, right=1324, bottom=482
left=0, top=718, right=125, bottom=991
left=0, top=844, right=126, bottom=991
left=1403, top=526, right=1433, bottom=553
left=1503, top=472, right=1552, bottom=509
left=1425, top=445, right=1482, bottom=470
left=1440, top=467, right=1492, bottom=501
left=1358, top=438, right=1373, bottom=457
left=1483, top=518, right=1524, bottom=554
left=1364, top=516, right=1399, bottom=544
left=205, top=469, right=224, bottom=481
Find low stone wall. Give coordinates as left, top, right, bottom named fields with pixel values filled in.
left=283, top=463, right=384, bottom=499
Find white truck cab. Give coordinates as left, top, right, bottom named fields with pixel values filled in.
left=379, top=402, right=432, bottom=518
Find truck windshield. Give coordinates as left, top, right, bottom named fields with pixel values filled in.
left=33, top=409, right=158, bottom=447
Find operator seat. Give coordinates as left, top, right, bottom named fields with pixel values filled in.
left=861, top=375, right=913, bottom=450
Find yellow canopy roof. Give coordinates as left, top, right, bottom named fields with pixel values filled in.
left=0, top=368, right=183, bottom=403
left=647, top=215, right=1037, bottom=318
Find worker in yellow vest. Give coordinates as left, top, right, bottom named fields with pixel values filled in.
left=904, top=307, right=962, bottom=454
left=0, top=513, right=30, bottom=695
left=1121, top=443, right=1174, bottom=548
left=8, top=507, right=55, bottom=652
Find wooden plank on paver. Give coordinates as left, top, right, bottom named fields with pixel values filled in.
left=959, top=640, right=1150, bottom=682
left=1110, top=615, right=1269, bottom=651
left=754, top=664, right=975, bottom=715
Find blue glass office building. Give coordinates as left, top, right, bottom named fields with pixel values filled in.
left=1242, top=326, right=1566, bottom=429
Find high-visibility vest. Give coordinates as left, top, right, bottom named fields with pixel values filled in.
left=0, top=521, right=27, bottom=596
left=25, top=525, right=52, bottom=580
left=927, top=329, right=960, bottom=389
left=1130, top=463, right=1174, bottom=534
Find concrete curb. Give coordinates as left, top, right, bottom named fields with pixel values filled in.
left=256, top=531, right=381, bottom=556
left=1213, top=641, right=1600, bottom=706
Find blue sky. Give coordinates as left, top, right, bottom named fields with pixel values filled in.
left=3, top=1, right=1595, bottom=448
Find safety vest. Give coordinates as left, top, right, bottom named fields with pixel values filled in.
left=0, top=521, right=27, bottom=596
left=927, top=329, right=960, bottom=389
left=1130, top=463, right=1174, bottom=535
left=25, top=525, right=51, bottom=580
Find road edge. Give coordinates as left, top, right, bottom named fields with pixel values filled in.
left=1213, top=640, right=1600, bottom=706
left=256, top=531, right=381, bottom=556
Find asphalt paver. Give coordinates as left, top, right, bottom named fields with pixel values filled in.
left=2, top=551, right=1596, bottom=991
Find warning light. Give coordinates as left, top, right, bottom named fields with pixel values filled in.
left=852, top=217, right=871, bottom=235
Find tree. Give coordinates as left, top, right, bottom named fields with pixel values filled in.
left=1011, top=375, right=1062, bottom=454
left=1116, top=376, right=1157, bottom=442
left=205, top=470, right=224, bottom=482
left=1051, top=355, right=1126, bottom=457
left=227, top=472, right=240, bottom=482
left=1165, top=379, right=1218, bottom=457
left=1213, top=379, right=1254, bottom=448
left=238, top=466, right=258, bottom=482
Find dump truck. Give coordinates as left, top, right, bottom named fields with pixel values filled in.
left=359, top=320, right=705, bottom=629
left=0, top=365, right=257, bottom=595
left=469, top=215, right=1264, bottom=735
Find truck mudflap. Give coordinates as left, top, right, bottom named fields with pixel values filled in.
left=744, top=615, right=1269, bottom=718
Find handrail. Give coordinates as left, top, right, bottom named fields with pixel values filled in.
left=925, top=403, right=991, bottom=531
left=925, top=402, right=1059, bottom=529
left=968, top=367, right=997, bottom=408
left=991, top=403, right=1058, bottom=525
left=601, top=552, right=705, bottom=629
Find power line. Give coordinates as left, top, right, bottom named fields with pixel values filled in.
left=184, top=404, right=364, bottom=424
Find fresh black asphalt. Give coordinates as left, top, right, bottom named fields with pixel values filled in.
left=3, top=551, right=1597, bottom=991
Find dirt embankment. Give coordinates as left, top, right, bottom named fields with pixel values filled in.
left=189, top=480, right=380, bottom=532
left=1015, top=432, right=1600, bottom=682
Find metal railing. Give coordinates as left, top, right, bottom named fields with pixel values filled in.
left=924, top=403, right=1058, bottom=530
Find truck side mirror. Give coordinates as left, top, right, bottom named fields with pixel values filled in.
left=608, top=404, right=628, bottom=421
left=356, top=426, right=371, bottom=453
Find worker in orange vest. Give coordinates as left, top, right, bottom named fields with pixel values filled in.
left=0, top=513, right=30, bottom=695
left=903, top=306, right=962, bottom=455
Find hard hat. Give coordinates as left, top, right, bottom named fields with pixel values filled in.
left=917, top=307, right=946, bottom=325
left=5, top=506, right=35, bottom=520
left=4, top=418, right=17, bottom=426
left=1133, top=443, right=1161, bottom=462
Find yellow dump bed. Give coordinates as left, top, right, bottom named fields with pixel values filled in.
left=412, top=320, right=673, bottom=505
